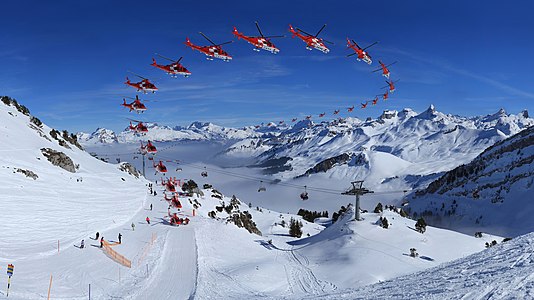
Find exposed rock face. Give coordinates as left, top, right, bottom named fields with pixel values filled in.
left=15, top=168, right=38, bottom=180
left=302, top=153, right=351, bottom=176
left=118, top=162, right=141, bottom=178
left=40, top=148, right=77, bottom=173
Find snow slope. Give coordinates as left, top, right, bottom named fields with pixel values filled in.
left=0, top=99, right=147, bottom=260
left=311, top=232, right=534, bottom=300
left=2, top=98, right=528, bottom=299
left=407, top=125, right=534, bottom=237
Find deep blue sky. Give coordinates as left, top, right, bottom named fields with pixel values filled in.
left=1, top=0, right=533, bottom=133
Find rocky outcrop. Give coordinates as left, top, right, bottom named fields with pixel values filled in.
left=302, top=153, right=351, bottom=176
left=118, top=162, right=141, bottom=178
left=40, top=148, right=77, bottom=173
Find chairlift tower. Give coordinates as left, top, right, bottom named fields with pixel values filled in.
left=342, top=180, right=374, bottom=221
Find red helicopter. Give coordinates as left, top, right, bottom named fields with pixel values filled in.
left=288, top=24, right=332, bottom=54
left=279, top=120, right=285, bottom=125
left=233, top=21, right=284, bottom=54
left=128, top=120, right=149, bottom=134
left=291, top=118, right=298, bottom=122
left=372, top=96, right=379, bottom=105
left=121, top=95, right=147, bottom=113
left=333, top=109, right=340, bottom=115
left=163, top=193, right=182, bottom=208
left=161, top=178, right=178, bottom=193
left=373, top=60, right=397, bottom=79
left=151, top=54, right=191, bottom=78
left=305, top=115, right=312, bottom=120
left=383, top=79, right=399, bottom=93
left=347, top=105, right=355, bottom=112
left=125, top=72, right=158, bottom=93
left=168, top=212, right=189, bottom=226
left=254, top=125, right=261, bottom=129
left=153, top=161, right=168, bottom=174
left=318, top=112, right=326, bottom=118
left=185, top=32, right=233, bottom=62
left=346, top=38, right=378, bottom=65
left=140, top=140, right=157, bottom=155
left=378, top=91, right=389, bottom=101
left=361, top=102, right=369, bottom=109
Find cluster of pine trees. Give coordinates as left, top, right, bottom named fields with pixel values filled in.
left=297, top=209, right=328, bottom=223
left=289, top=218, right=303, bottom=238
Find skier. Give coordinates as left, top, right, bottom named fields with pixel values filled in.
left=154, top=191, right=157, bottom=196
left=146, top=216, right=150, bottom=224
left=100, top=237, right=104, bottom=248
left=95, top=232, right=99, bottom=240
left=150, top=203, right=153, bottom=211
left=131, top=222, right=135, bottom=231
left=118, top=233, right=122, bottom=244
left=80, top=239, right=85, bottom=249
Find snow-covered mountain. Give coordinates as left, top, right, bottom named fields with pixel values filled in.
left=0, top=96, right=147, bottom=259
left=77, top=121, right=264, bottom=145
left=405, top=125, right=534, bottom=237
left=235, top=105, right=532, bottom=180
left=77, top=127, right=118, bottom=144
left=4, top=96, right=522, bottom=299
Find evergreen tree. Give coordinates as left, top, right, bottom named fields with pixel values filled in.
left=374, top=202, right=383, bottom=213
left=415, top=217, right=427, bottom=233
left=381, top=217, right=389, bottom=229
left=289, top=218, right=303, bottom=238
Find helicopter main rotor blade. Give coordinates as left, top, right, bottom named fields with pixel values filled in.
left=322, top=39, right=334, bottom=45
left=255, top=21, right=265, bottom=38
left=155, top=53, right=175, bottom=62
left=386, top=61, right=398, bottom=67
left=296, top=28, right=314, bottom=36
left=314, top=24, right=327, bottom=37
left=177, top=56, right=183, bottom=63
left=199, top=32, right=217, bottom=46
left=352, top=40, right=362, bottom=49
left=347, top=52, right=357, bottom=57
left=214, top=41, right=233, bottom=46
left=128, top=71, right=146, bottom=80
left=362, top=41, right=378, bottom=51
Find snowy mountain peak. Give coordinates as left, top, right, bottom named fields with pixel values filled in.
left=416, top=104, right=438, bottom=119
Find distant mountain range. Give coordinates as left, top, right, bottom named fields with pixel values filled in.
left=79, top=105, right=533, bottom=187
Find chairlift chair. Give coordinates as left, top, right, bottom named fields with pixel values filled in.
left=300, top=186, right=309, bottom=200
left=258, top=180, right=266, bottom=192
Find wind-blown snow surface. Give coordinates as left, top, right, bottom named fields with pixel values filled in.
left=311, top=232, right=534, bottom=300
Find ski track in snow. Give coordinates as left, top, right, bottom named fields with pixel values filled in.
left=131, top=227, right=198, bottom=300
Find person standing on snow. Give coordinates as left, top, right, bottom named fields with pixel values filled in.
left=118, top=233, right=122, bottom=244
left=131, top=222, right=135, bottom=231
left=146, top=216, right=150, bottom=224
left=150, top=203, right=153, bottom=211
left=80, top=239, right=85, bottom=249
left=100, top=237, right=104, bottom=248
left=95, top=232, right=99, bottom=240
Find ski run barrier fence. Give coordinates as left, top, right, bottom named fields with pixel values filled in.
left=102, top=240, right=132, bottom=268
